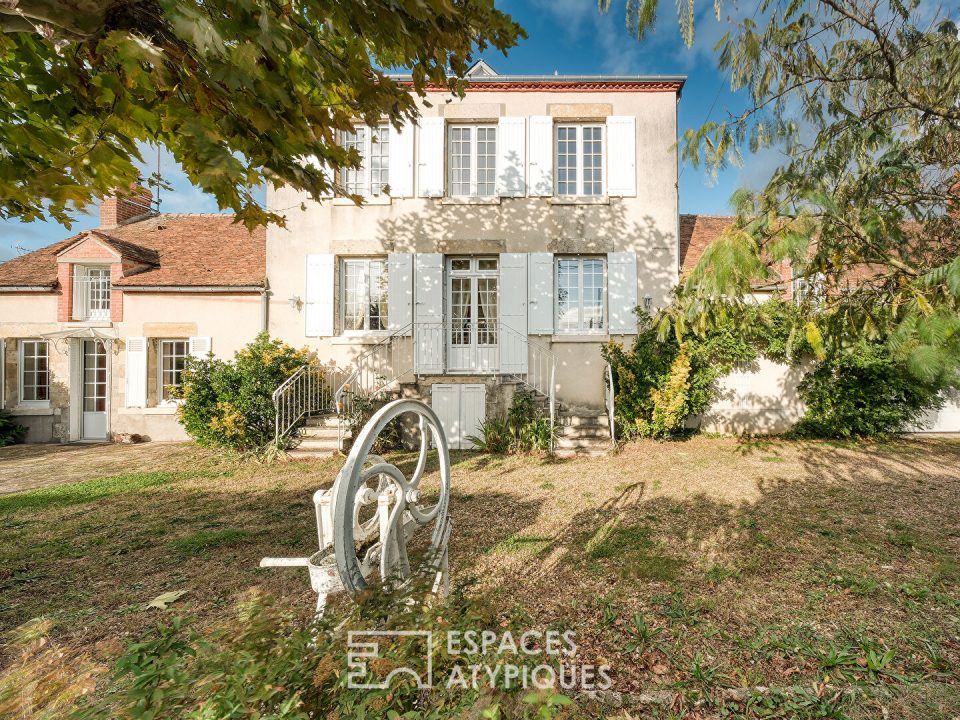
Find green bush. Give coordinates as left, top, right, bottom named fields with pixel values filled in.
left=174, top=333, right=315, bottom=452
left=791, top=341, right=946, bottom=439
left=467, top=388, right=556, bottom=454
left=468, top=415, right=513, bottom=453
left=0, top=410, right=26, bottom=447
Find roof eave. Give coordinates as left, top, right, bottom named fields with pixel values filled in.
left=0, top=285, right=57, bottom=292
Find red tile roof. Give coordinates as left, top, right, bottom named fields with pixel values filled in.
left=0, top=214, right=266, bottom=290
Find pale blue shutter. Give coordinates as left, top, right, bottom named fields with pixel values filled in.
left=305, top=254, right=335, bottom=337
left=388, top=121, right=414, bottom=197
left=606, top=116, right=636, bottom=197
left=417, top=118, right=445, bottom=197
left=499, top=253, right=528, bottom=374
left=527, top=116, right=553, bottom=197
left=497, top=117, right=526, bottom=197
left=125, top=337, right=147, bottom=408
left=387, top=253, right=413, bottom=334
left=607, top=252, right=638, bottom=335
left=414, top=253, right=443, bottom=373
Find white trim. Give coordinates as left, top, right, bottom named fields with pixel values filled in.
left=447, top=123, right=498, bottom=198
left=554, top=123, right=606, bottom=198
left=340, top=257, right=389, bottom=333
left=17, top=339, right=50, bottom=408
left=554, top=256, right=608, bottom=335
left=157, top=338, right=189, bottom=405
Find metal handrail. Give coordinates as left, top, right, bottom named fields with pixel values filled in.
left=273, top=363, right=342, bottom=443
left=605, top=362, right=616, bottom=447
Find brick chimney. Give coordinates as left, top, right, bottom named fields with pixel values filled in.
left=99, top=185, right=155, bottom=229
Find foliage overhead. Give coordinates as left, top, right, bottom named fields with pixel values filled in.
left=605, top=0, right=960, bottom=385
left=0, top=0, right=523, bottom=228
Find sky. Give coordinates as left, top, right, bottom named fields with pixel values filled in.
left=0, top=0, right=781, bottom=261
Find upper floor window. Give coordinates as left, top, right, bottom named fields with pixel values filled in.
left=556, top=257, right=606, bottom=333
left=342, top=258, right=388, bottom=332
left=159, top=339, right=189, bottom=403
left=73, top=265, right=111, bottom=321
left=448, top=125, right=497, bottom=197
left=556, top=124, right=604, bottom=197
left=341, top=124, right=389, bottom=197
left=19, top=339, right=49, bottom=405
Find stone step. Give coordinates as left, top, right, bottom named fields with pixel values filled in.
left=287, top=449, right=339, bottom=460
left=300, top=426, right=340, bottom=440
left=296, top=437, right=341, bottom=451
left=554, top=448, right=608, bottom=458
left=560, top=425, right=610, bottom=439
left=559, top=414, right=609, bottom=427
left=305, top=415, right=339, bottom=428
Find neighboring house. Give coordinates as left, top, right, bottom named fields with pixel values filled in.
left=0, top=191, right=266, bottom=442
left=678, top=214, right=960, bottom=434
left=267, top=63, right=685, bottom=448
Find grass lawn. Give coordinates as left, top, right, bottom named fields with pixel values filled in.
left=1, top=437, right=959, bottom=718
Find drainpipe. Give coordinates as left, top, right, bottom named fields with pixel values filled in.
left=260, top=278, right=270, bottom=335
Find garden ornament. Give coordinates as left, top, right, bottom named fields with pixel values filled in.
left=260, top=399, right=452, bottom=613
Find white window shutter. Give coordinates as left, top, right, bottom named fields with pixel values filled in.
left=606, top=116, right=636, bottom=197
left=607, top=252, right=639, bottom=335
left=387, top=252, right=413, bottom=334
left=413, top=253, right=443, bottom=373
left=459, top=384, right=486, bottom=449
left=499, top=253, right=528, bottom=374
left=388, top=121, right=414, bottom=197
left=189, top=336, right=212, bottom=358
left=527, top=252, right=554, bottom=334
left=71, top=266, right=86, bottom=320
left=305, top=254, right=335, bottom=337
left=431, top=384, right=460, bottom=449
left=497, top=117, right=526, bottom=197
left=125, top=337, right=148, bottom=408
left=417, top=117, right=445, bottom=198
left=527, top=116, right=554, bottom=197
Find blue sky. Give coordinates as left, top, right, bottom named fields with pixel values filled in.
left=0, top=0, right=780, bottom=261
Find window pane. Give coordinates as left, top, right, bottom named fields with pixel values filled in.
left=451, top=277, right=471, bottom=345
left=556, top=259, right=580, bottom=332
left=556, top=258, right=605, bottom=333
left=368, top=260, right=388, bottom=331
left=556, top=126, right=578, bottom=196
left=342, top=127, right=367, bottom=196
left=369, top=124, right=389, bottom=196
left=477, top=258, right=498, bottom=271
left=161, top=340, right=189, bottom=401
left=343, top=261, right=366, bottom=330
left=477, top=278, right=498, bottom=345
left=21, top=340, right=49, bottom=402
left=448, top=126, right=472, bottom=196
left=450, top=258, right=470, bottom=272
left=476, top=126, right=497, bottom=197
left=582, top=258, right=605, bottom=330
left=582, top=126, right=604, bottom=195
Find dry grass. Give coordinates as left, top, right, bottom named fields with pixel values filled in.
left=1, top=437, right=959, bottom=718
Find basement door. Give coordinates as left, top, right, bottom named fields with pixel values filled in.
left=81, top=340, right=109, bottom=440
left=447, top=257, right=499, bottom=373
left=431, top=383, right=486, bottom=450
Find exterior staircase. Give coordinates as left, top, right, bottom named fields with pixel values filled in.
left=555, top=412, right=612, bottom=458
left=288, top=415, right=341, bottom=459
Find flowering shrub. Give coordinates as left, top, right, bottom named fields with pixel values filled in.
left=174, top=333, right=314, bottom=452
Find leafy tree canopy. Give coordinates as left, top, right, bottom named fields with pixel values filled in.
left=606, top=0, right=960, bottom=385
left=0, top=0, right=523, bottom=227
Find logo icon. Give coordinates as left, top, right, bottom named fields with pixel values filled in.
left=347, top=630, right=433, bottom=689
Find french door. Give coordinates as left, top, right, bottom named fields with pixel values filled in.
left=82, top=340, right=108, bottom=440
left=446, top=257, right=499, bottom=373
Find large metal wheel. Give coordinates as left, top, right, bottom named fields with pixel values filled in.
left=332, top=399, right=451, bottom=594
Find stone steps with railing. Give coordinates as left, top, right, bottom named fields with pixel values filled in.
left=555, top=412, right=611, bottom=457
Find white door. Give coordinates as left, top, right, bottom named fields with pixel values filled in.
left=82, top=339, right=108, bottom=440
left=447, top=257, right=499, bottom=373
left=431, top=383, right=486, bottom=450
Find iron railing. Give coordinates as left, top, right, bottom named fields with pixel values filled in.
left=273, top=363, right=343, bottom=443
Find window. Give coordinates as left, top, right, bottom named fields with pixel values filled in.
left=448, top=125, right=497, bottom=197
left=73, top=265, right=111, bottom=321
left=341, top=258, right=388, bottom=332
left=19, top=340, right=49, bottom=405
left=555, top=124, right=604, bottom=196
left=556, top=257, right=606, bottom=333
left=158, top=339, right=189, bottom=403
left=340, top=124, right=389, bottom=197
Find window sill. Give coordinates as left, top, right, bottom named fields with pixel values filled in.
left=332, top=333, right=391, bottom=345
left=440, top=197, right=501, bottom=206
left=118, top=406, right=179, bottom=415
left=548, top=196, right=610, bottom=206
left=551, top=334, right=609, bottom=343
left=10, top=405, right=54, bottom=415
left=332, top=196, right=392, bottom=206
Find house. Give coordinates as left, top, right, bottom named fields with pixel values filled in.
left=266, top=63, right=685, bottom=449
left=0, top=190, right=266, bottom=442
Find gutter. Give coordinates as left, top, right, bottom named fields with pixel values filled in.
left=0, top=286, right=55, bottom=292
left=388, top=73, right=687, bottom=83
left=115, top=285, right=264, bottom=293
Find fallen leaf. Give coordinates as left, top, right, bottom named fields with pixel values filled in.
left=651, top=663, right=669, bottom=675
left=146, top=590, right=187, bottom=610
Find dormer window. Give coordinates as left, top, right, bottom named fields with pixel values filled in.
left=72, top=265, right=111, bottom=321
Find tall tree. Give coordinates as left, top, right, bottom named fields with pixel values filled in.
left=606, top=0, right=960, bottom=383
left=0, top=0, right=523, bottom=227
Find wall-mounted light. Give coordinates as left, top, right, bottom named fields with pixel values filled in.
left=643, top=295, right=653, bottom=313
left=288, top=295, right=303, bottom=311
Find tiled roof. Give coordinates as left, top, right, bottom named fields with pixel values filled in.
left=679, top=214, right=790, bottom=290
left=0, top=214, right=266, bottom=290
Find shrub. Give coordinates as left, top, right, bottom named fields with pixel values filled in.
left=791, top=341, right=946, bottom=439
left=0, top=410, right=26, bottom=447
left=467, top=388, right=557, bottom=454
left=635, top=346, right=692, bottom=438
left=343, top=392, right=403, bottom=453
left=174, top=333, right=314, bottom=452
left=468, top=416, right=513, bottom=453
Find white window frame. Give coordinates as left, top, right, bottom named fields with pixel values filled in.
left=447, top=124, right=498, bottom=198
left=18, top=339, right=50, bottom=408
left=555, top=256, right=607, bottom=334
left=554, top=123, right=605, bottom=197
left=340, top=257, right=389, bottom=335
left=157, top=338, right=189, bottom=405
left=74, top=264, right=112, bottom=321
left=340, top=123, right=390, bottom=197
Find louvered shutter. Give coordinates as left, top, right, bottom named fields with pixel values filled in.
left=527, top=252, right=554, bottom=334
left=189, top=336, right=212, bottom=358
left=71, top=266, right=86, bottom=320
left=388, top=121, right=414, bottom=197
left=527, top=116, right=554, bottom=197
left=125, top=337, right=148, bottom=407
left=387, top=253, right=413, bottom=334
left=606, top=116, right=637, bottom=197
left=305, top=254, right=335, bottom=337
left=413, top=253, right=443, bottom=373
left=607, top=252, right=639, bottom=335
left=496, top=117, right=526, bottom=197
left=499, top=253, right=528, bottom=374
left=417, top=117, right=445, bottom=197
